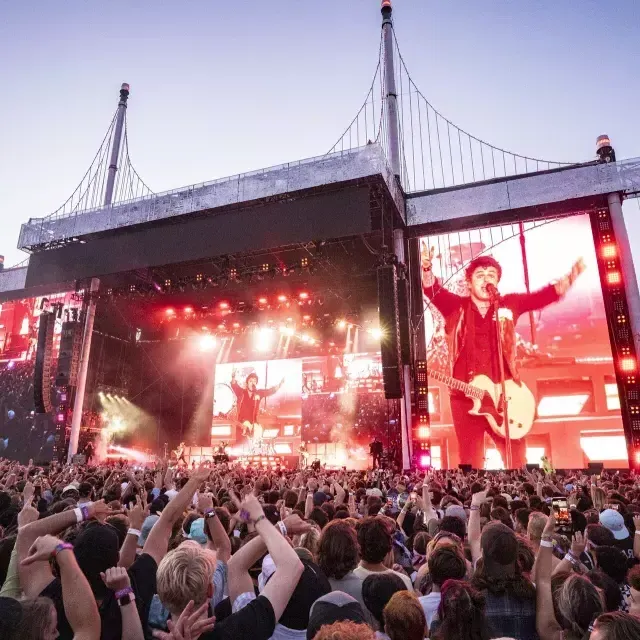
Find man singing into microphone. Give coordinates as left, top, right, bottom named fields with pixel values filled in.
left=422, top=247, right=585, bottom=469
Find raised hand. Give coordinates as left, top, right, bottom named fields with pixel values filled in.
left=100, top=566, right=131, bottom=591
left=421, top=245, right=436, bottom=288
left=152, top=601, right=215, bottom=640
left=282, top=514, right=312, bottom=536
left=21, top=535, right=65, bottom=565
left=18, top=504, right=39, bottom=528
left=197, top=492, right=214, bottom=515
left=570, top=531, right=586, bottom=558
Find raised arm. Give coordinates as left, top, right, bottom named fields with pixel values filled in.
left=21, top=535, right=101, bottom=640
left=234, top=496, right=305, bottom=622
left=468, top=490, right=484, bottom=565
left=534, top=513, right=563, bottom=640
left=421, top=245, right=464, bottom=320
left=18, top=500, right=115, bottom=598
left=143, top=465, right=211, bottom=565
left=227, top=534, right=268, bottom=604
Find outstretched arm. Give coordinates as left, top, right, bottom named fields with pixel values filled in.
left=535, top=513, right=563, bottom=640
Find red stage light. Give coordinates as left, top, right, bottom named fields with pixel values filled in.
left=232, top=322, right=240, bottom=329
left=303, top=315, right=311, bottom=321
left=219, top=301, right=230, bottom=310
left=607, top=271, right=622, bottom=285
left=218, top=323, right=225, bottom=329
left=619, top=356, right=637, bottom=373
left=601, top=244, right=617, bottom=259
left=277, top=294, right=287, bottom=302
left=184, top=306, right=193, bottom=314
left=635, top=450, right=640, bottom=466
left=258, top=297, right=268, bottom=305
left=299, top=292, right=309, bottom=300
left=165, top=308, right=175, bottom=316
left=419, top=454, right=431, bottom=469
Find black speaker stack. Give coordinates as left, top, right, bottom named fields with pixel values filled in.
left=55, top=321, right=83, bottom=387
left=33, top=311, right=56, bottom=414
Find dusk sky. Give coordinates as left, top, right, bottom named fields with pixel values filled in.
left=1, top=1, right=639, bottom=268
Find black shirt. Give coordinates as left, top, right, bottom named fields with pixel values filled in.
left=41, top=552, right=158, bottom=640
left=201, top=595, right=276, bottom=640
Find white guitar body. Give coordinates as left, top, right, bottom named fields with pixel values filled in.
left=465, top=374, right=536, bottom=440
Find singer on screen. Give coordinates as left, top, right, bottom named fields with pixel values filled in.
left=422, top=246, right=585, bottom=469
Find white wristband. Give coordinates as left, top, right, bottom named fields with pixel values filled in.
left=74, top=507, right=83, bottom=524
left=127, top=528, right=141, bottom=538
left=540, top=540, right=554, bottom=548
left=276, top=521, right=287, bottom=537
left=635, top=531, right=640, bottom=536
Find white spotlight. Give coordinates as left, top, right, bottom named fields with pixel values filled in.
left=199, top=334, right=217, bottom=352
left=279, top=325, right=295, bottom=337
left=368, top=328, right=384, bottom=340
left=255, top=327, right=274, bottom=352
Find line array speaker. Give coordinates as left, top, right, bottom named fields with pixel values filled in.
left=377, top=264, right=402, bottom=398
left=34, top=312, right=55, bottom=414
left=55, top=322, right=82, bottom=387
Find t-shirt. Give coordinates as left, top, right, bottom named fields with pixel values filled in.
left=614, top=536, right=635, bottom=564
left=353, top=565, right=413, bottom=592
left=419, top=592, right=441, bottom=628
left=41, top=552, right=158, bottom=640
left=329, top=572, right=375, bottom=626
left=200, top=595, right=275, bottom=640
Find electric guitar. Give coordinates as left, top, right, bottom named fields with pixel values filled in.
left=429, top=370, right=536, bottom=439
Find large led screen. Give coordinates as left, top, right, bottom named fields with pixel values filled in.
left=420, top=213, right=625, bottom=470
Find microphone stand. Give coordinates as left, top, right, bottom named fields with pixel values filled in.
left=491, top=291, right=512, bottom=469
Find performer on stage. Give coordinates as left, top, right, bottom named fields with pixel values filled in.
left=175, top=441, right=187, bottom=466
left=83, top=440, right=95, bottom=465
left=299, top=441, right=309, bottom=469
left=230, top=370, right=284, bottom=445
left=422, top=246, right=585, bottom=469
left=370, top=437, right=383, bottom=469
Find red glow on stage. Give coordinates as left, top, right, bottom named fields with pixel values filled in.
left=219, top=301, right=230, bottom=310
left=419, top=454, right=431, bottom=469
left=299, top=292, right=309, bottom=300
left=635, top=450, right=640, bottom=466
left=165, top=308, right=175, bottom=316
left=619, top=356, right=637, bottom=373
left=184, top=306, right=194, bottom=314
left=232, top=322, right=240, bottom=329
left=607, top=271, right=622, bottom=285
left=277, top=294, right=287, bottom=302
left=258, top=297, right=268, bottom=305
left=601, top=244, right=617, bottom=259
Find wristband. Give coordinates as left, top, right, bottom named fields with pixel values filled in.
left=80, top=505, right=90, bottom=521
left=276, top=521, right=287, bottom=536
left=53, top=542, right=73, bottom=558
left=239, top=508, right=251, bottom=522
left=204, top=509, right=217, bottom=520
left=115, top=586, right=134, bottom=599
left=564, top=552, right=579, bottom=565
left=540, top=540, right=554, bottom=548
left=470, top=505, right=480, bottom=511
left=74, top=507, right=83, bottom=523
left=127, top=528, right=141, bottom=538
left=253, top=514, right=267, bottom=526
left=635, top=531, right=640, bottom=536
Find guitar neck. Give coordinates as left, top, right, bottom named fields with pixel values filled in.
left=428, top=370, right=483, bottom=399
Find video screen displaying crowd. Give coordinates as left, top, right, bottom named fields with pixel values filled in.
left=0, top=458, right=639, bottom=640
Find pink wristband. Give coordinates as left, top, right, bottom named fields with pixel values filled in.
left=53, top=542, right=73, bottom=558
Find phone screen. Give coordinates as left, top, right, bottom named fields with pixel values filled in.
left=552, top=497, right=571, bottom=528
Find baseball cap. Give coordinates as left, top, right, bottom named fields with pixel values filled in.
left=313, top=491, right=329, bottom=507
left=139, top=514, right=160, bottom=547
left=307, top=591, right=367, bottom=640
left=599, top=509, right=630, bottom=540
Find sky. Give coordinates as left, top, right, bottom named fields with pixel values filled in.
left=1, top=0, right=639, bottom=269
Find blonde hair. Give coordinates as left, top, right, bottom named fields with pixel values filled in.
left=527, top=512, right=548, bottom=543
left=156, top=541, right=217, bottom=615
left=592, top=487, right=606, bottom=512
left=300, top=526, right=321, bottom=560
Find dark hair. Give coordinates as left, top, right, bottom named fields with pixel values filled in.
left=284, top=490, right=298, bottom=509
left=492, top=495, right=509, bottom=511
left=321, top=502, right=336, bottom=521
left=266, top=490, right=280, bottom=505
left=594, top=546, right=628, bottom=584
left=357, top=517, right=393, bottom=564
left=78, top=481, right=93, bottom=499
left=587, top=570, right=622, bottom=611
left=628, top=565, right=640, bottom=590
left=439, top=516, right=466, bottom=540
left=464, top=256, right=502, bottom=282
left=366, top=496, right=383, bottom=517
left=309, top=507, right=329, bottom=530
left=514, top=508, right=533, bottom=531
left=585, top=524, right=615, bottom=547
left=516, top=536, right=535, bottom=574
left=105, top=515, right=128, bottom=548
left=362, top=572, right=406, bottom=629
left=593, top=612, right=640, bottom=640
left=428, top=547, right=466, bottom=587
left=0, top=535, right=16, bottom=587
left=528, top=495, right=543, bottom=511
left=490, top=507, right=513, bottom=530
left=433, top=580, right=491, bottom=640
left=318, top=520, right=359, bottom=580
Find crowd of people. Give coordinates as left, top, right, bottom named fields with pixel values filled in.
left=0, top=457, right=638, bottom=639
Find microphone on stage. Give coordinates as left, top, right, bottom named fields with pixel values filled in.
left=485, top=283, right=500, bottom=300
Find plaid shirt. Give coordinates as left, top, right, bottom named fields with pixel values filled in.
left=483, top=591, right=539, bottom=640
